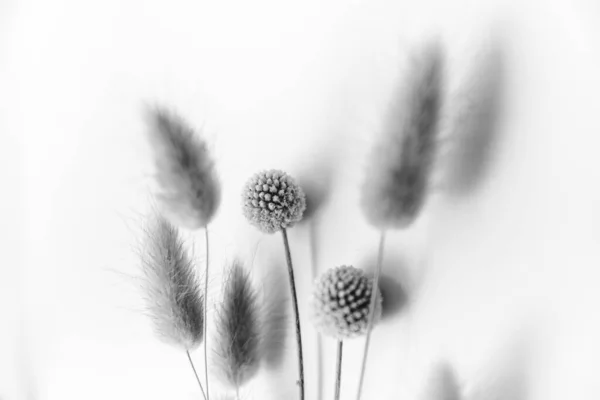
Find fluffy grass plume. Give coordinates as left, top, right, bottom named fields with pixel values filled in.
left=361, top=43, right=444, bottom=229
left=145, top=106, right=220, bottom=230
left=214, top=259, right=262, bottom=390
left=139, top=212, right=204, bottom=350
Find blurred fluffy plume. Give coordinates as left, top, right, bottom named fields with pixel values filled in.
left=214, top=259, right=263, bottom=390
left=361, top=43, right=444, bottom=229
left=145, top=106, right=220, bottom=230
left=138, top=213, right=205, bottom=350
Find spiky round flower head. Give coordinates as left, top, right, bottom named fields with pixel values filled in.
left=241, top=169, right=306, bottom=234
left=310, top=265, right=382, bottom=340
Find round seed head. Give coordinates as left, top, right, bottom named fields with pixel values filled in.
left=241, top=169, right=306, bottom=234
left=310, top=265, right=382, bottom=340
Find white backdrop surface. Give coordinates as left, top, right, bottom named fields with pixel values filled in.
left=3, top=0, right=600, bottom=399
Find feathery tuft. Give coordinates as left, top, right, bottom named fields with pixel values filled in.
left=214, top=259, right=262, bottom=389
left=145, top=107, right=220, bottom=230
left=361, top=44, right=444, bottom=229
left=138, top=213, right=204, bottom=350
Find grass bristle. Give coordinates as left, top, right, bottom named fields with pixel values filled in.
left=138, top=213, right=204, bottom=350
left=214, top=258, right=262, bottom=390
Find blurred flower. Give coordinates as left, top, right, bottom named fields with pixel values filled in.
left=145, top=107, right=220, bottom=230
left=310, top=266, right=382, bottom=340
left=241, top=169, right=306, bottom=233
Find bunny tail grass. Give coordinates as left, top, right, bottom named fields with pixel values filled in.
left=139, top=213, right=205, bottom=351
left=145, top=106, right=221, bottom=230
left=361, top=43, right=444, bottom=229
left=214, top=259, right=262, bottom=391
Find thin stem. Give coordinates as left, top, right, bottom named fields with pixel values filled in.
left=310, top=220, right=323, bottom=400
left=356, top=231, right=386, bottom=400
left=186, top=350, right=208, bottom=400
left=334, top=340, right=344, bottom=400
left=236, top=386, right=240, bottom=400
left=316, top=332, right=324, bottom=400
left=281, top=228, right=305, bottom=400
left=203, top=226, right=210, bottom=400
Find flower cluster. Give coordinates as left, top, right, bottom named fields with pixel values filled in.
left=242, top=169, right=306, bottom=234
left=311, top=265, right=382, bottom=340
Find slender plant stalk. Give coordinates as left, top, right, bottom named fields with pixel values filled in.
left=187, top=350, right=208, bottom=400
left=204, top=226, right=210, bottom=400
left=310, top=221, right=324, bottom=400
left=281, top=228, right=305, bottom=400
left=334, top=340, right=344, bottom=400
left=317, top=335, right=324, bottom=400
left=356, top=231, right=386, bottom=400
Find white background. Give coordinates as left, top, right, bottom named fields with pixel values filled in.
left=2, top=0, right=600, bottom=399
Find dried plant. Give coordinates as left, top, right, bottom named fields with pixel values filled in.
left=361, top=43, right=443, bottom=230
left=311, top=266, right=383, bottom=400
left=139, top=213, right=204, bottom=349
left=145, top=107, right=220, bottom=230
left=310, top=266, right=382, bottom=340
left=122, top=39, right=451, bottom=400
left=357, top=42, right=445, bottom=400
left=144, top=106, right=221, bottom=399
left=241, top=169, right=307, bottom=400
left=242, top=170, right=306, bottom=234
left=138, top=212, right=207, bottom=399
left=214, top=259, right=262, bottom=396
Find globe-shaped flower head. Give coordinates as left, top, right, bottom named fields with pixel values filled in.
left=242, top=169, right=306, bottom=234
left=310, top=265, right=382, bottom=340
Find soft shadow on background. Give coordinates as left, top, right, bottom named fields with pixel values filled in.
left=261, top=256, right=290, bottom=371
left=442, top=37, right=506, bottom=196
left=420, top=362, right=462, bottom=400
left=361, top=251, right=411, bottom=322
left=466, top=329, right=533, bottom=400
left=7, top=0, right=600, bottom=399
left=297, top=149, right=336, bottom=223
left=16, top=324, right=38, bottom=400
left=297, top=149, right=336, bottom=400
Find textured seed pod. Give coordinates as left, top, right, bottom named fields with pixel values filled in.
left=361, top=43, right=444, bottom=229
left=145, top=107, right=221, bottom=230
left=310, top=266, right=382, bottom=340
left=241, top=169, right=306, bottom=234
